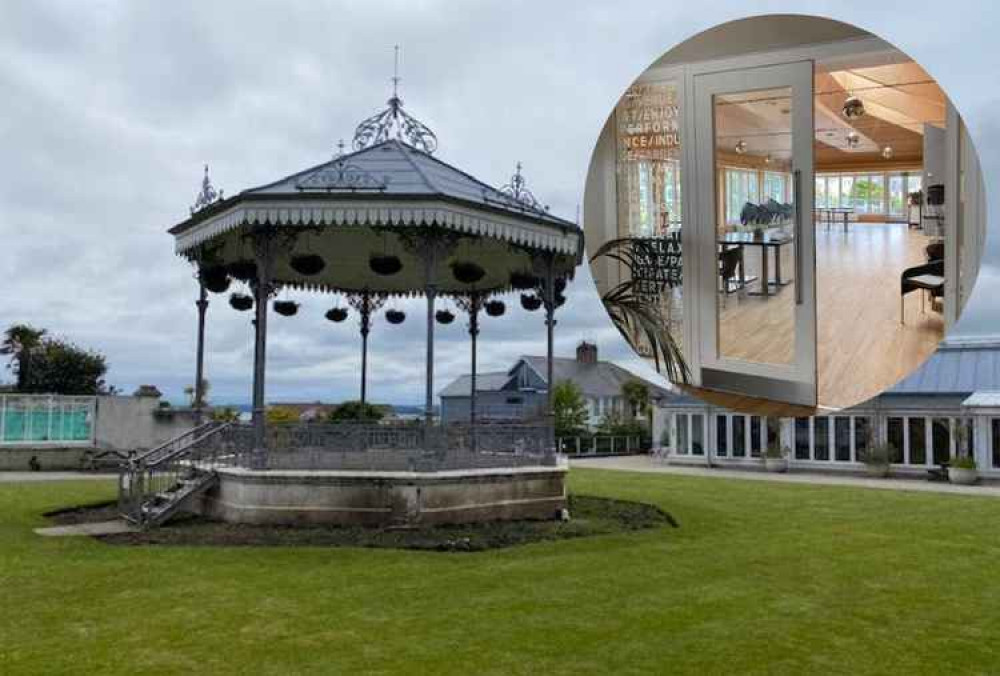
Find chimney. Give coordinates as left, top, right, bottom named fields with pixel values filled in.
left=576, top=341, right=598, bottom=364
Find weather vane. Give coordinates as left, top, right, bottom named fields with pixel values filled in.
left=352, top=45, right=438, bottom=154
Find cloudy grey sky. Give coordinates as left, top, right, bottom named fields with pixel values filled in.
left=1, top=0, right=998, bottom=405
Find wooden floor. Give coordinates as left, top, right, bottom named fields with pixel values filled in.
left=714, top=222, right=943, bottom=411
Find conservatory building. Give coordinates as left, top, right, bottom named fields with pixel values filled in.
left=651, top=337, right=1000, bottom=479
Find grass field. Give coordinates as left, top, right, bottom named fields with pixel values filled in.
left=3, top=470, right=1000, bottom=674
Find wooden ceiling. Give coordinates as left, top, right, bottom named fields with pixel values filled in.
left=713, top=61, right=946, bottom=172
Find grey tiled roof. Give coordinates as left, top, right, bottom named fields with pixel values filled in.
left=438, top=372, right=514, bottom=397
left=242, top=140, right=576, bottom=229
left=517, top=356, right=672, bottom=399
left=886, top=339, right=1000, bottom=396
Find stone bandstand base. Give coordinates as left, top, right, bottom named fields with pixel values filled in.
left=192, top=461, right=569, bottom=527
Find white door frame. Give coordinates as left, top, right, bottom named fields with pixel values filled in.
left=690, top=60, right=817, bottom=405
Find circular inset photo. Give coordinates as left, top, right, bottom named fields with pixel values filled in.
left=584, top=14, right=986, bottom=414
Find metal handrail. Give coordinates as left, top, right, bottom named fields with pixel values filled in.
left=132, top=421, right=219, bottom=464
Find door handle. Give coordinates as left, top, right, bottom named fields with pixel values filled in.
left=793, top=169, right=803, bottom=306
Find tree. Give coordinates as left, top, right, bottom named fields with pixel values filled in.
left=184, top=378, right=211, bottom=407
left=21, top=337, right=110, bottom=395
left=1, top=324, right=46, bottom=391
left=621, top=380, right=650, bottom=419
left=327, top=400, right=385, bottom=422
left=267, top=406, right=300, bottom=423
left=552, top=380, right=588, bottom=437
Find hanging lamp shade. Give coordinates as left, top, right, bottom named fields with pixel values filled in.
left=842, top=96, right=865, bottom=119
left=289, top=254, right=326, bottom=276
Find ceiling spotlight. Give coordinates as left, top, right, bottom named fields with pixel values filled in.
left=882, top=146, right=894, bottom=160
left=846, top=131, right=860, bottom=149
left=734, top=140, right=747, bottom=155
left=764, top=154, right=772, bottom=164
left=842, top=96, right=865, bottom=119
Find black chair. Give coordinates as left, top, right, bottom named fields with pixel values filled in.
left=719, top=246, right=744, bottom=294
left=901, top=259, right=944, bottom=323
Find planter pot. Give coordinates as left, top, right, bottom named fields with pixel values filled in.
left=485, top=300, right=506, bottom=317
left=451, top=261, right=486, bottom=284
left=369, top=255, right=403, bottom=276
left=289, top=254, right=325, bottom=276
left=325, top=307, right=348, bottom=322
left=273, top=301, right=299, bottom=317
left=865, top=463, right=890, bottom=478
left=385, top=309, right=406, bottom=325
left=509, top=271, right=537, bottom=290
left=948, top=466, right=978, bottom=486
left=764, top=457, right=788, bottom=473
left=520, top=294, right=542, bottom=311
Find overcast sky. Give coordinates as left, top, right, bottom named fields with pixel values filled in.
left=1, top=1, right=998, bottom=405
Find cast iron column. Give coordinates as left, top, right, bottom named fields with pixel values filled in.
left=543, top=256, right=557, bottom=452
left=193, top=281, right=208, bottom=425
left=251, top=230, right=274, bottom=467
left=360, top=295, right=371, bottom=406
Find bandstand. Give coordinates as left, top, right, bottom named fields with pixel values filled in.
left=119, top=79, right=583, bottom=528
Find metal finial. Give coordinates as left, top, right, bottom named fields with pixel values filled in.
left=500, top=162, right=546, bottom=213
left=190, top=164, right=223, bottom=214
left=352, top=46, right=438, bottom=154
left=336, top=139, right=346, bottom=157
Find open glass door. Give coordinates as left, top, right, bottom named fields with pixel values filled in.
left=693, top=61, right=817, bottom=407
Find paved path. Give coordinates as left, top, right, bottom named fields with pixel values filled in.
left=0, top=472, right=117, bottom=482
left=570, top=455, right=1000, bottom=498
left=35, top=520, right=136, bottom=537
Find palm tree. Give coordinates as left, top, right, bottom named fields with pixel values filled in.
left=589, top=238, right=689, bottom=382
left=0, top=324, right=46, bottom=391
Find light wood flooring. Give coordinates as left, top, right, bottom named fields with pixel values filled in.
left=714, top=222, right=943, bottom=411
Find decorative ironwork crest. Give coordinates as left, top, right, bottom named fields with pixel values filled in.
left=190, top=165, right=223, bottom=214
left=295, top=158, right=389, bottom=192
left=352, top=46, right=438, bottom=154
left=497, top=162, right=548, bottom=214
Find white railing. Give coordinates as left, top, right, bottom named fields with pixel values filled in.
left=0, top=394, right=96, bottom=446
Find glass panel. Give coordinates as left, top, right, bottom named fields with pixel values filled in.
left=614, top=82, right=685, bottom=362
left=909, top=418, right=927, bottom=465
left=869, top=175, right=885, bottom=214
left=750, top=416, right=762, bottom=457
left=815, top=177, right=826, bottom=208
left=691, top=414, right=704, bottom=455
left=840, top=175, right=854, bottom=209
left=715, top=86, right=795, bottom=366
left=834, top=416, right=851, bottom=461
left=854, top=417, right=870, bottom=461
left=732, top=415, right=746, bottom=457
left=932, top=418, right=950, bottom=465
left=814, top=417, right=829, bottom=461
left=677, top=414, right=689, bottom=455
left=795, top=418, right=810, bottom=460
left=716, top=415, right=728, bottom=457
left=766, top=417, right=780, bottom=449
left=889, top=175, right=905, bottom=218
left=887, top=417, right=905, bottom=464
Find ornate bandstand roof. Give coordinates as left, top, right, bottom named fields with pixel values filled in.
left=169, top=94, right=581, bottom=296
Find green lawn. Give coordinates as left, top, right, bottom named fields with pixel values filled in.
left=3, top=470, right=1000, bottom=674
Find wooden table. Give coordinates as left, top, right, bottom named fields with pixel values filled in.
left=815, top=207, right=853, bottom=232
left=718, top=230, right=794, bottom=298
